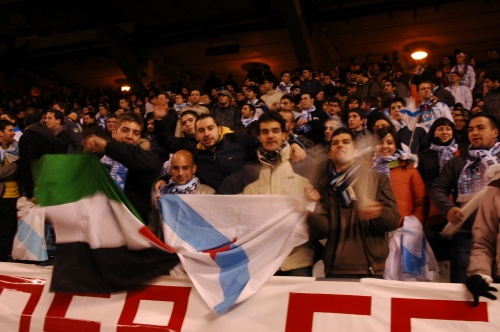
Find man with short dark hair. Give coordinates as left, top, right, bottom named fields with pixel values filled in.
left=416, top=81, right=454, bottom=132
left=85, top=113, right=161, bottom=223
left=308, top=127, right=399, bottom=278
left=296, top=93, right=328, bottom=144
left=483, top=70, right=500, bottom=117
left=194, top=114, right=257, bottom=190
left=174, top=89, right=210, bottom=137
left=352, top=69, right=381, bottom=99
left=388, top=98, right=428, bottom=153
left=218, top=112, right=320, bottom=276
left=300, top=67, right=323, bottom=97
left=52, top=102, right=83, bottom=153
left=0, top=112, right=22, bottom=142
left=245, top=85, right=269, bottom=117
left=322, top=73, right=337, bottom=98
left=118, top=98, right=131, bottom=112
left=104, top=114, right=117, bottom=140
left=19, top=109, right=69, bottom=200
left=82, top=112, right=106, bottom=139
left=259, top=77, right=283, bottom=111
left=429, top=76, right=456, bottom=108
left=347, top=108, right=372, bottom=151
left=96, top=103, right=110, bottom=129
left=430, top=113, right=500, bottom=283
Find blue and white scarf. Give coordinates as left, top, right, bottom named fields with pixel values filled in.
left=330, top=161, right=362, bottom=208
left=241, top=116, right=258, bottom=127
left=457, top=142, right=500, bottom=202
left=297, top=106, right=315, bottom=133
left=173, top=103, right=188, bottom=115
left=429, top=139, right=458, bottom=172
left=0, top=142, right=19, bottom=163
left=160, top=175, right=200, bottom=195
left=100, top=155, right=128, bottom=190
left=371, top=150, right=414, bottom=182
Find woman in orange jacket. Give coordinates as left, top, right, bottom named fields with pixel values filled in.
left=370, top=127, right=426, bottom=227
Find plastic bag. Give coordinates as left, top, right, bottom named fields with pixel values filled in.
left=11, top=197, right=48, bottom=261
left=384, top=215, right=439, bottom=281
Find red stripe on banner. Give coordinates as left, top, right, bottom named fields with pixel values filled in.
left=44, top=293, right=111, bottom=332
left=0, top=275, right=45, bottom=332
left=285, top=293, right=371, bottom=332
left=139, top=226, right=176, bottom=252
left=391, top=298, right=489, bottom=332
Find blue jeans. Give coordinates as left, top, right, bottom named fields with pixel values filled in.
left=450, top=233, right=471, bottom=283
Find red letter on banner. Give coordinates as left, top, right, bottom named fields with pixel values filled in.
left=44, top=293, right=111, bottom=332
left=0, top=275, right=45, bottom=332
left=391, top=298, right=489, bottom=332
left=117, top=285, right=191, bottom=332
left=285, top=293, right=371, bottom=332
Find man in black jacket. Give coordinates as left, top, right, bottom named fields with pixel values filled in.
left=19, top=108, right=69, bottom=200
left=194, top=114, right=257, bottom=191
left=85, top=113, right=161, bottom=224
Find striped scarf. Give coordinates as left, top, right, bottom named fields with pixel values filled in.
left=429, top=139, right=458, bottom=172
left=457, top=142, right=500, bottom=202
left=330, top=161, right=362, bottom=208
left=241, top=116, right=258, bottom=127
left=160, top=175, right=200, bottom=195
left=370, top=150, right=413, bottom=182
left=297, top=106, right=315, bottom=133
left=0, top=142, right=19, bottom=163
left=100, top=155, right=128, bottom=190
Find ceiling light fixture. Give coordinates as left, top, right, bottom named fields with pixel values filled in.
left=404, top=40, right=436, bottom=60
left=121, top=85, right=131, bottom=92
left=411, top=51, right=428, bottom=60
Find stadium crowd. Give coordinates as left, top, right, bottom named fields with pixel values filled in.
left=1, top=48, right=500, bottom=304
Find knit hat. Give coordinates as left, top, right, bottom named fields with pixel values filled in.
left=218, top=90, right=232, bottom=98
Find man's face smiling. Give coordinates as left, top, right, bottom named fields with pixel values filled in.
left=0, top=125, right=15, bottom=145
left=468, top=116, right=499, bottom=149
left=258, top=120, right=285, bottom=152
left=170, top=153, right=196, bottom=185
left=112, top=121, right=142, bottom=145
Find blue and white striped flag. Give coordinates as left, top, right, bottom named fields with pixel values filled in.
left=159, top=194, right=314, bottom=315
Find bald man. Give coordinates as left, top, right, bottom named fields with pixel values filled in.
left=156, top=150, right=215, bottom=195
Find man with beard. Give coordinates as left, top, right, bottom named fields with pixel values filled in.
left=430, top=113, right=500, bottom=283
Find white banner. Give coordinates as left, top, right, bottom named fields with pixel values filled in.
left=0, top=262, right=499, bottom=332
